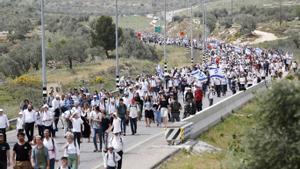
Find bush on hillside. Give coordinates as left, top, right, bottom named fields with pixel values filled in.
left=240, top=79, right=300, bottom=169
left=121, top=29, right=160, bottom=61
left=14, top=75, right=40, bottom=87
left=220, top=16, right=233, bottom=28
left=235, top=14, right=257, bottom=35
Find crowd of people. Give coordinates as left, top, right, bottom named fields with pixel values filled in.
left=0, top=35, right=298, bottom=169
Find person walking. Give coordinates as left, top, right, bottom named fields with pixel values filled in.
left=103, top=145, right=121, bottom=169
left=23, top=104, right=36, bottom=142
left=129, top=99, right=139, bottom=135
left=43, top=129, right=59, bottom=169
left=36, top=108, right=44, bottom=138
left=101, top=111, right=111, bottom=151
left=110, top=133, right=123, bottom=169
left=81, top=103, right=91, bottom=143
left=12, top=132, right=32, bottom=169
left=208, top=86, right=215, bottom=106
left=42, top=105, right=54, bottom=137
left=0, top=109, right=9, bottom=142
left=70, top=111, right=83, bottom=148
left=159, top=95, right=169, bottom=129
left=52, top=95, right=61, bottom=134
left=194, top=85, right=203, bottom=112
left=16, top=111, right=24, bottom=133
left=169, top=97, right=182, bottom=122
left=63, top=132, right=80, bottom=169
left=31, top=135, right=50, bottom=169
left=116, top=99, right=127, bottom=136
left=0, top=133, right=10, bottom=169
left=90, top=106, right=103, bottom=152
left=144, top=96, right=153, bottom=127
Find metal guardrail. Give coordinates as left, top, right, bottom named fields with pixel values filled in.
left=165, top=121, right=193, bottom=145
left=182, top=80, right=269, bottom=139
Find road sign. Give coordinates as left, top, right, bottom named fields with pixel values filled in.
left=155, top=26, right=161, bottom=33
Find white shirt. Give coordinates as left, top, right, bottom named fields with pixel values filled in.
left=42, top=111, right=54, bottom=127
left=35, top=111, right=43, bottom=126
left=16, top=117, right=23, bottom=130
left=62, top=110, right=71, bottom=120
left=103, top=151, right=121, bottom=168
left=64, top=142, right=80, bottom=156
left=23, top=109, right=36, bottom=123
left=129, top=104, right=139, bottom=118
left=52, top=99, right=61, bottom=110
left=0, top=114, right=9, bottom=128
left=110, top=135, right=123, bottom=152
left=91, top=99, right=100, bottom=107
left=112, top=117, right=121, bottom=134
left=71, top=117, right=83, bottom=132
left=43, top=138, right=58, bottom=160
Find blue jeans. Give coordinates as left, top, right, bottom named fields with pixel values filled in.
left=50, top=158, right=55, bottom=169
left=155, top=111, right=161, bottom=125
left=120, top=117, right=126, bottom=134
left=93, top=128, right=103, bottom=150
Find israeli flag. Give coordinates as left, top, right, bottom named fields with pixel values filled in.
left=255, top=48, right=263, bottom=55
left=245, top=48, right=251, bottom=55
left=191, top=70, right=208, bottom=82
left=209, top=67, right=225, bottom=79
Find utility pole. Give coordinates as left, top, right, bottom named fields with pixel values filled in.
left=202, top=0, right=207, bottom=52
left=41, top=0, right=47, bottom=102
left=115, top=0, right=120, bottom=90
left=164, top=0, right=167, bottom=76
left=188, top=0, right=194, bottom=64
left=279, top=0, right=282, bottom=26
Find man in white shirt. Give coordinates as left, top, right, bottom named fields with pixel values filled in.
left=70, top=111, right=83, bottom=148
left=23, top=105, right=36, bottom=142
left=42, top=105, right=54, bottom=137
left=0, top=109, right=9, bottom=142
left=91, top=95, right=100, bottom=107
left=103, top=145, right=121, bottom=169
left=109, top=134, right=123, bottom=169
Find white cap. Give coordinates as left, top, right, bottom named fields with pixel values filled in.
left=42, top=104, right=49, bottom=108
left=56, top=94, right=60, bottom=98
left=0, top=109, right=3, bottom=112
left=19, top=111, right=23, bottom=115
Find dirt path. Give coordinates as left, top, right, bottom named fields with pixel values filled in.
left=249, top=30, right=279, bottom=44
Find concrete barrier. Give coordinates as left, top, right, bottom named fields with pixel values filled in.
left=183, top=81, right=268, bottom=139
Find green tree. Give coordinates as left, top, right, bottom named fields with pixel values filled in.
left=235, top=14, right=257, bottom=35
left=90, top=16, right=122, bottom=58
left=240, top=79, right=300, bottom=169
left=206, top=13, right=217, bottom=33
left=50, top=36, right=88, bottom=69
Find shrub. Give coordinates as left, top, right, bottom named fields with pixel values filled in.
left=14, top=75, right=40, bottom=87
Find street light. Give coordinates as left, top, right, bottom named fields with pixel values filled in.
left=115, top=0, right=120, bottom=90
left=41, top=0, right=47, bottom=103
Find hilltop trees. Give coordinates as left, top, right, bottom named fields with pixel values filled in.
left=90, top=16, right=123, bottom=58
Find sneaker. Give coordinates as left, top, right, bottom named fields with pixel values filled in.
left=93, top=149, right=98, bottom=152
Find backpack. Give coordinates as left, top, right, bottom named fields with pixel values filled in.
left=194, top=89, right=203, bottom=102
left=171, top=102, right=181, bottom=113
